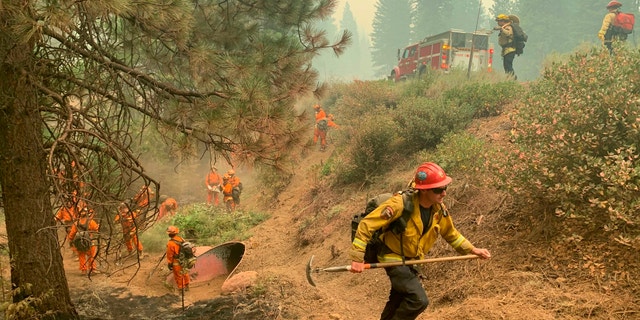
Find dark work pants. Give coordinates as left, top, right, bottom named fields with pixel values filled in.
left=502, top=51, right=516, bottom=79
left=380, top=265, right=429, bottom=320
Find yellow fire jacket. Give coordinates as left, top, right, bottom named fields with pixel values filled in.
left=350, top=193, right=475, bottom=263
left=498, top=23, right=516, bottom=57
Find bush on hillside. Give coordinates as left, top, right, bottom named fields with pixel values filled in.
left=500, top=47, right=640, bottom=229
left=141, top=204, right=269, bottom=251
left=425, top=132, right=492, bottom=185
left=442, top=81, right=525, bottom=118
left=333, top=113, right=404, bottom=186
left=394, top=96, right=475, bottom=152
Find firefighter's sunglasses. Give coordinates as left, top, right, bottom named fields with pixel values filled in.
left=429, top=186, right=447, bottom=194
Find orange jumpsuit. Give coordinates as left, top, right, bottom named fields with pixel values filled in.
left=314, top=108, right=328, bottom=150
left=205, top=171, right=222, bottom=206
left=228, top=175, right=242, bottom=206
left=133, top=185, right=154, bottom=210
left=158, top=197, right=178, bottom=220
left=68, top=217, right=99, bottom=274
left=55, top=204, right=77, bottom=235
left=56, top=203, right=79, bottom=256
left=115, top=207, right=143, bottom=254
left=221, top=180, right=235, bottom=212
left=166, top=235, right=190, bottom=289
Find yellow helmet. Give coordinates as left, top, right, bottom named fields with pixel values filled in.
left=227, top=169, right=235, bottom=176
left=313, top=104, right=321, bottom=110
left=495, top=14, right=510, bottom=21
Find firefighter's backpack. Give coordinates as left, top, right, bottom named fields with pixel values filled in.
left=172, top=239, right=197, bottom=269
left=509, top=15, right=528, bottom=55
left=73, top=221, right=92, bottom=252
left=317, top=119, right=328, bottom=131
left=612, top=12, right=635, bottom=36
left=350, top=190, right=414, bottom=263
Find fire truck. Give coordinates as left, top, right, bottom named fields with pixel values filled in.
left=390, top=29, right=494, bottom=81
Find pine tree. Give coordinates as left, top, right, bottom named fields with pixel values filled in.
left=338, top=2, right=362, bottom=79
left=0, top=0, right=349, bottom=317
left=371, top=0, right=412, bottom=77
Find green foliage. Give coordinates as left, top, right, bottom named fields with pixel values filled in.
left=500, top=47, right=640, bottom=226
left=442, top=81, right=525, bottom=118
left=2, top=284, right=51, bottom=320
left=333, top=112, right=404, bottom=186
left=426, top=132, right=492, bottom=184
left=394, top=96, right=475, bottom=151
left=141, top=203, right=269, bottom=251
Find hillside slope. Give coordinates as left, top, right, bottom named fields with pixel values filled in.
left=234, top=110, right=639, bottom=320
left=59, top=106, right=639, bottom=320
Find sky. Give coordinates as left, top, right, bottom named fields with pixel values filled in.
left=334, top=0, right=495, bottom=39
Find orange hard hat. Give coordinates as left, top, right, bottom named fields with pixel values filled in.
left=607, top=1, right=622, bottom=8
left=166, top=225, right=179, bottom=235
left=413, top=162, right=452, bottom=190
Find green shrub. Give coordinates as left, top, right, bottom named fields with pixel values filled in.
left=442, top=81, right=524, bottom=118
left=394, top=96, right=475, bottom=152
left=500, top=47, right=640, bottom=227
left=141, top=203, right=269, bottom=252
left=426, top=131, right=492, bottom=184
left=333, top=112, right=404, bottom=186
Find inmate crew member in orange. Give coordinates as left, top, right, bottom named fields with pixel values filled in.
left=133, top=185, right=154, bottom=211
left=68, top=207, right=100, bottom=274
left=350, top=162, right=491, bottom=320
left=55, top=198, right=79, bottom=256
left=205, top=167, right=222, bottom=206
left=221, top=174, right=236, bottom=212
left=55, top=198, right=78, bottom=236
left=115, top=202, right=143, bottom=257
left=158, top=196, right=178, bottom=220
left=313, top=104, right=328, bottom=151
left=166, top=226, right=190, bottom=290
left=227, top=169, right=242, bottom=206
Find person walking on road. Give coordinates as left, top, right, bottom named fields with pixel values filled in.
left=350, top=162, right=491, bottom=320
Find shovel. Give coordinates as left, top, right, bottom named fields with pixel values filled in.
left=306, top=254, right=479, bottom=287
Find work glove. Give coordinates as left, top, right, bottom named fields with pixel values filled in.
left=167, top=263, right=173, bottom=271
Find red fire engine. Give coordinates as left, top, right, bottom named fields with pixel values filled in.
left=390, top=29, right=494, bottom=81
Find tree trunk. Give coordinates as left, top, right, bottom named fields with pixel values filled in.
left=0, top=2, right=78, bottom=318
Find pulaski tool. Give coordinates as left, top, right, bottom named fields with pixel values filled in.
left=306, top=254, right=480, bottom=287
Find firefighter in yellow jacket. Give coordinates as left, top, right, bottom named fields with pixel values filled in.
left=350, top=162, right=491, bottom=320
left=598, top=1, right=625, bottom=54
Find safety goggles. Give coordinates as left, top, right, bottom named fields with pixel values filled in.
left=430, top=186, right=447, bottom=194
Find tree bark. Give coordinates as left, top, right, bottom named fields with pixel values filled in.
left=0, top=2, right=78, bottom=318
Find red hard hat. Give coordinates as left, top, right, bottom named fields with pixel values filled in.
left=413, top=162, right=452, bottom=190
left=166, top=226, right=179, bottom=235
left=607, top=1, right=622, bottom=8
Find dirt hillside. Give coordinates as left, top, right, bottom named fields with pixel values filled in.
left=60, top=108, right=639, bottom=320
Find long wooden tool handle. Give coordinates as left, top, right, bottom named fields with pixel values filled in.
left=322, top=254, right=480, bottom=272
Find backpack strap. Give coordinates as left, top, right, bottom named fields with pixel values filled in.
left=395, top=190, right=415, bottom=265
